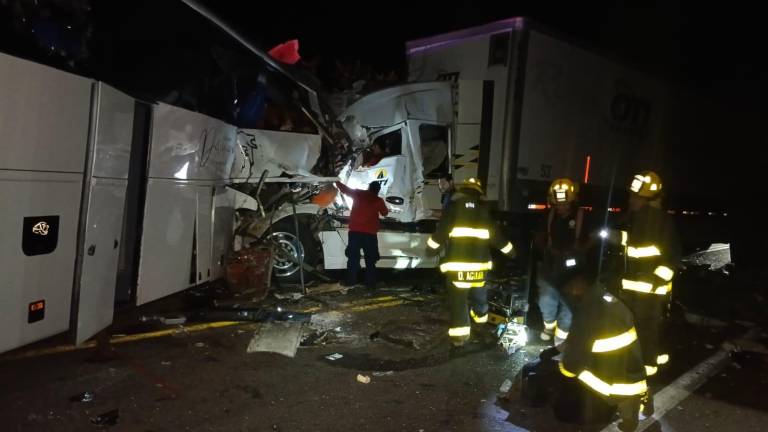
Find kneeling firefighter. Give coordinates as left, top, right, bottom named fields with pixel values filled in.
left=557, top=270, right=648, bottom=431
left=426, top=178, right=516, bottom=346
left=516, top=267, right=647, bottom=432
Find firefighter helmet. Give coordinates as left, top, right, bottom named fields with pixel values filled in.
left=458, top=177, right=484, bottom=194
left=548, top=178, right=579, bottom=204
left=629, top=171, right=662, bottom=198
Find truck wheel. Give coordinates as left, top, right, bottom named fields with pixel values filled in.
left=267, top=217, right=321, bottom=285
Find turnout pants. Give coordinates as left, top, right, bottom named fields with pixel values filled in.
left=447, top=278, right=489, bottom=340
left=554, top=373, right=641, bottom=431
left=620, top=291, right=668, bottom=371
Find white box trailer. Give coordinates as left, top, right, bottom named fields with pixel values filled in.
left=405, top=17, right=671, bottom=211
left=0, top=52, right=326, bottom=353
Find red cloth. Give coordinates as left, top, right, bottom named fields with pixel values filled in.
left=336, top=182, right=388, bottom=234
left=268, top=40, right=301, bottom=65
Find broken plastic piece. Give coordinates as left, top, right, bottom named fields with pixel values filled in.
left=189, top=308, right=311, bottom=323
left=90, top=409, right=119, bottom=426
left=300, top=330, right=328, bottom=347
left=356, top=374, right=371, bottom=384
left=139, top=315, right=187, bottom=325
left=499, top=379, right=513, bottom=393
left=274, top=292, right=304, bottom=300
left=268, top=40, right=301, bottom=65
left=69, top=392, right=94, bottom=403
left=325, top=353, right=343, bottom=361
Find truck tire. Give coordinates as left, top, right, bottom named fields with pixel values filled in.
left=267, top=217, right=321, bottom=285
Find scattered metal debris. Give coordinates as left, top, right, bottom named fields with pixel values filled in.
left=274, top=292, right=304, bottom=300
left=307, top=282, right=349, bottom=295
left=497, top=322, right=528, bottom=355
left=69, top=392, right=94, bottom=403
left=300, top=330, right=329, bottom=347
left=325, top=353, right=343, bottom=361
left=372, top=371, right=394, bottom=377
left=189, top=308, right=311, bottom=323
left=90, top=409, right=119, bottom=426
left=139, top=315, right=187, bottom=325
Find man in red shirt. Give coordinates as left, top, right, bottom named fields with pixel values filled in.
left=335, top=180, right=389, bottom=288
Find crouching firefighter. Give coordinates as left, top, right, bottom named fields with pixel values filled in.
left=557, top=269, right=647, bottom=432
left=426, top=178, right=516, bottom=346
left=535, top=178, right=594, bottom=346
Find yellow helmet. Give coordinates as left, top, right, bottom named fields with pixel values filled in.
left=548, top=178, right=579, bottom=204
left=629, top=170, right=662, bottom=198
left=459, top=177, right=484, bottom=194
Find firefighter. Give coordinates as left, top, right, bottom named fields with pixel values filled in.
left=535, top=178, right=594, bottom=346
left=557, top=270, right=647, bottom=432
left=426, top=178, right=516, bottom=346
left=611, top=171, right=680, bottom=416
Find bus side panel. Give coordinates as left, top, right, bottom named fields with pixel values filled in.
left=0, top=172, right=82, bottom=353
left=136, top=103, right=237, bottom=305
left=137, top=180, right=197, bottom=305
left=0, top=53, right=92, bottom=353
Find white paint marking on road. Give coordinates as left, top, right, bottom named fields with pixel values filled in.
left=601, top=328, right=758, bottom=432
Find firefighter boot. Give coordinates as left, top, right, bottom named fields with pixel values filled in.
left=451, top=334, right=471, bottom=347
left=617, top=396, right=641, bottom=432
left=640, top=391, right=655, bottom=418
left=540, top=321, right=556, bottom=341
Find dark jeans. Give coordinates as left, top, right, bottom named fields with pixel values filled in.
left=346, top=231, right=380, bottom=287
